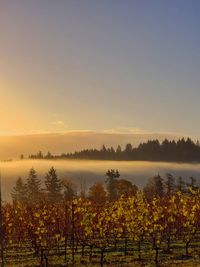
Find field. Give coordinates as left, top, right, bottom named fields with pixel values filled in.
left=0, top=190, right=200, bottom=267
left=2, top=239, right=200, bottom=266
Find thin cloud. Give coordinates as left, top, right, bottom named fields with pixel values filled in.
left=102, top=127, right=152, bottom=134
left=51, top=120, right=65, bottom=126
left=102, top=127, right=185, bottom=137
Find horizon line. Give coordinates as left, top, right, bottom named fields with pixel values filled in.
left=0, top=129, right=186, bottom=138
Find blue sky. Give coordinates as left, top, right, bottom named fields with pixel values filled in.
left=1, top=1, right=200, bottom=137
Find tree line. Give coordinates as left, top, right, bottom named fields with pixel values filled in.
left=28, top=137, right=200, bottom=162
left=11, top=168, right=200, bottom=205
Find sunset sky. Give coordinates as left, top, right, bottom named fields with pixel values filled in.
left=1, top=1, right=200, bottom=137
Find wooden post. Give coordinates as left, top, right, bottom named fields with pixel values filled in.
left=0, top=171, right=4, bottom=267
left=124, top=236, right=128, bottom=256
left=100, top=248, right=104, bottom=267
left=71, top=203, right=75, bottom=265
left=64, top=203, right=68, bottom=263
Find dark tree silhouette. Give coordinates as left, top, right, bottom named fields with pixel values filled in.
left=143, top=174, right=164, bottom=200
left=29, top=137, right=200, bottom=162
left=62, top=179, right=76, bottom=201
left=45, top=151, right=53, bottom=159
left=165, top=173, right=175, bottom=194
left=105, top=169, right=120, bottom=201
left=176, top=176, right=186, bottom=192
left=187, top=176, right=198, bottom=191
left=45, top=167, right=62, bottom=202
left=154, top=174, right=165, bottom=198
left=26, top=168, right=41, bottom=204
left=116, top=145, right=122, bottom=159
left=11, top=177, right=27, bottom=203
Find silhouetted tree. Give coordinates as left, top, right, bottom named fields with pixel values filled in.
left=143, top=174, right=164, bottom=200
left=101, top=145, right=107, bottom=153
left=109, top=147, right=115, bottom=158
left=124, top=143, right=133, bottom=159
left=28, top=137, right=200, bottom=162
left=37, top=151, right=43, bottom=159
left=176, top=176, right=186, bottom=192
left=125, top=144, right=133, bottom=153
left=45, top=167, right=62, bottom=202
left=187, top=176, right=198, bottom=191
left=165, top=173, right=175, bottom=194
left=26, top=168, right=41, bottom=204
left=116, top=145, right=122, bottom=159
left=154, top=174, right=164, bottom=198
left=62, top=179, right=76, bottom=201
left=79, top=179, right=87, bottom=200
left=45, top=151, right=53, bottom=159
left=11, top=177, right=27, bottom=203
left=105, top=169, right=120, bottom=201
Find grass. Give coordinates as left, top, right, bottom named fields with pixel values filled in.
left=1, top=239, right=200, bottom=267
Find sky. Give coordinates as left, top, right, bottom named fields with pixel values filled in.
left=1, top=1, right=200, bottom=137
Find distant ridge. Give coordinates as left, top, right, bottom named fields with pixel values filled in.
left=0, top=131, right=181, bottom=160
left=29, top=137, right=200, bottom=163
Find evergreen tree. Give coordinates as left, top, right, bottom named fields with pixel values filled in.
left=79, top=179, right=86, bottom=199
left=45, top=167, right=62, bottom=202
left=45, top=151, right=53, bottom=159
left=101, top=145, right=107, bottom=153
left=105, top=169, right=120, bottom=201
left=36, top=151, right=43, bottom=159
left=11, top=177, right=27, bottom=203
left=125, top=143, right=133, bottom=153
left=143, top=174, right=164, bottom=200
left=124, top=143, right=133, bottom=159
left=62, top=179, right=76, bottom=201
left=176, top=176, right=186, bottom=192
left=187, top=176, right=198, bottom=191
left=165, top=173, right=175, bottom=194
left=26, top=168, right=41, bottom=204
left=154, top=174, right=164, bottom=198
left=28, top=137, right=200, bottom=162
left=116, top=145, right=122, bottom=160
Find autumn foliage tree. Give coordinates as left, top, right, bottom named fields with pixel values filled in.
left=88, top=182, right=107, bottom=205
left=117, top=179, right=138, bottom=197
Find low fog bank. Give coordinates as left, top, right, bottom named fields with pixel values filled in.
left=1, top=159, right=200, bottom=202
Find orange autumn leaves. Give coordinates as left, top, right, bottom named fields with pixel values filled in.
left=2, top=190, right=200, bottom=256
